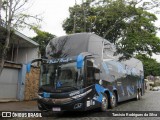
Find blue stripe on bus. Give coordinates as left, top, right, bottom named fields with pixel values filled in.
left=95, top=84, right=109, bottom=103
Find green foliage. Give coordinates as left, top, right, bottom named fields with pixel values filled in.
left=0, top=0, right=42, bottom=59
left=63, top=0, right=160, bottom=60
left=0, top=26, right=6, bottom=44
left=136, top=54, right=160, bottom=77
left=32, top=27, right=56, bottom=57
left=0, top=27, right=6, bottom=58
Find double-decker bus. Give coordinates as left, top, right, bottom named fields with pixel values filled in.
left=27, top=33, right=144, bottom=112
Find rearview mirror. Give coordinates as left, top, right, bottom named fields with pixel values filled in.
left=77, top=54, right=84, bottom=69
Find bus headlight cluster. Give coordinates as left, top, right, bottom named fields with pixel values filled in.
left=36, top=93, right=43, bottom=99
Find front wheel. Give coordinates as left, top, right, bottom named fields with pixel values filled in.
left=101, top=94, right=108, bottom=112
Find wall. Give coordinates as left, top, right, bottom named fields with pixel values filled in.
left=0, top=62, right=23, bottom=102
left=0, top=68, right=19, bottom=100
left=24, top=67, right=40, bottom=100
left=0, top=62, right=40, bottom=101
left=14, top=47, right=39, bottom=64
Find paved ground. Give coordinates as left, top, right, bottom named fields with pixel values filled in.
left=0, top=91, right=160, bottom=120
left=0, top=101, right=38, bottom=111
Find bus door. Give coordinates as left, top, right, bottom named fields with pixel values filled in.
left=84, top=59, right=101, bottom=110
left=84, top=59, right=100, bottom=87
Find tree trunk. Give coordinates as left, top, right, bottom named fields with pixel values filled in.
left=0, top=0, right=2, bottom=24
left=0, top=24, right=11, bottom=75
left=0, top=0, right=2, bottom=75
left=0, top=0, right=12, bottom=75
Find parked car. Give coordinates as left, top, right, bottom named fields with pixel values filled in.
left=152, top=87, right=160, bottom=91
left=157, top=86, right=160, bottom=90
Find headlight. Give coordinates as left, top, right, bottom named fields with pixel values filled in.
left=36, top=93, right=43, bottom=99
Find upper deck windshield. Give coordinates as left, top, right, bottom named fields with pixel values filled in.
left=40, top=62, right=83, bottom=91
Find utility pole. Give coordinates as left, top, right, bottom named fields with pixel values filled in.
left=73, top=0, right=77, bottom=33
left=82, top=0, right=86, bottom=32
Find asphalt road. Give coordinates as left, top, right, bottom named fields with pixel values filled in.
left=5, top=91, right=160, bottom=120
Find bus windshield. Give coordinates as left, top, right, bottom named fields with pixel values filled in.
left=40, top=62, right=83, bottom=91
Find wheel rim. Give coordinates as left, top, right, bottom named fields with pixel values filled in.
left=102, top=97, right=108, bottom=111
left=111, top=95, right=116, bottom=107
left=137, top=92, right=139, bottom=99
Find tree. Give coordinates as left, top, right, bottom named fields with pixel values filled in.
left=136, top=54, right=160, bottom=77
left=62, top=0, right=160, bottom=60
left=32, top=28, right=56, bottom=58
left=0, top=0, right=42, bottom=74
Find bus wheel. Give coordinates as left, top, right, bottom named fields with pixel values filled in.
left=101, top=94, right=108, bottom=111
left=138, top=90, right=141, bottom=100
left=136, top=89, right=141, bottom=100
left=110, top=92, right=117, bottom=109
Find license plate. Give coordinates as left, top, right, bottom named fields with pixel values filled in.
left=52, top=107, right=61, bottom=111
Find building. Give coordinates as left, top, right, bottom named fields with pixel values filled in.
left=0, top=26, right=39, bottom=102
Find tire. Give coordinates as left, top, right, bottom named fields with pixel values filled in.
left=138, top=90, right=141, bottom=100
left=136, top=89, right=141, bottom=100
left=101, top=94, right=108, bottom=112
left=136, top=90, right=139, bottom=100
left=110, top=92, right=117, bottom=109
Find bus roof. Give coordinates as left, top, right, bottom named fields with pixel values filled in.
left=46, top=33, right=104, bottom=59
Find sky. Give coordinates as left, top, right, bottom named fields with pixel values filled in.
left=23, top=0, right=81, bottom=37
left=22, top=0, right=160, bottom=62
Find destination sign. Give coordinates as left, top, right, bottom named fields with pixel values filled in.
left=47, top=57, right=76, bottom=64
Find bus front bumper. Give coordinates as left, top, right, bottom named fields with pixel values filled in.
left=37, top=97, right=86, bottom=112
